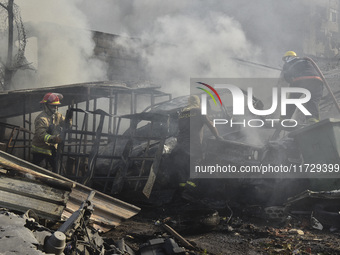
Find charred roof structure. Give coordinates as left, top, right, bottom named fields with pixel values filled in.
left=0, top=82, right=172, bottom=197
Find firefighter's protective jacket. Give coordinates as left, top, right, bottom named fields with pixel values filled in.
left=32, top=109, right=67, bottom=156
left=281, top=57, right=322, bottom=84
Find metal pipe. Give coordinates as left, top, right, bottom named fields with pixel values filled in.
left=232, top=57, right=282, bottom=71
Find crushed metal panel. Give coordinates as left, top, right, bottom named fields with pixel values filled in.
left=112, top=112, right=169, bottom=198
left=143, top=137, right=166, bottom=198
left=205, top=138, right=263, bottom=166
left=0, top=174, right=69, bottom=221
left=285, top=189, right=340, bottom=229
left=0, top=150, right=141, bottom=231
left=286, top=189, right=340, bottom=205
left=289, top=118, right=340, bottom=164
left=62, top=186, right=141, bottom=231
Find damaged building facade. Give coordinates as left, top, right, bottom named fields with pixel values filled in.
left=302, top=0, right=340, bottom=58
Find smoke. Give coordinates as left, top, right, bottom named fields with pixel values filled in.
left=8, top=0, right=312, bottom=93
left=115, top=11, right=274, bottom=96
left=75, top=0, right=302, bottom=146
left=11, top=0, right=107, bottom=89
left=147, top=13, right=265, bottom=93
left=77, top=0, right=313, bottom=96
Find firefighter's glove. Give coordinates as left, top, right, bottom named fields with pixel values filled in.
left=47, top=124, right=55, bottom=135
left=65, top=109, right=73, bottom=121
left=49, top=135, right=62, bottom=144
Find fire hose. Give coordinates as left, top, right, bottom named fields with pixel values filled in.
left=233, top=57, right=340, bottom=115
left=271, top=57, right=340, bottom=140
left=303, top=57, right=340, bottom=116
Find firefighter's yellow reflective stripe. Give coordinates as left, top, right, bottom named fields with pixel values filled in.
left=179, top=181, right=197, bottom=188
left=186, top=181, right=196, bottom=187
left=31, top=145, right=52, bottom=156
left=307, top=118, right=319, bottom=123
left=44, top=134, right=51, bottom=142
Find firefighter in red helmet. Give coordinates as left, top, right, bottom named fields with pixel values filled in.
left=31, top=93, right=72, bottom=172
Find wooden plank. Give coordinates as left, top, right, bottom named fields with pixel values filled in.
left=0, top=175, right=69, bottom=205
left=0, top=157, right=74, bottom=191
left=163, top=224, right=195, bottom=250
left=0, top=189, right=65, bottom=220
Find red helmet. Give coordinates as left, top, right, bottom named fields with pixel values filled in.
left=40, top=93, right=63, bottom=105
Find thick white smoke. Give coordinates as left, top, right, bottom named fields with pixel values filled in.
left=12, top=0, right=107, bottom=89
left=116, top=12, right=276, bottom=96
left=8, top=0, right=294, bottom=93
left=5, top=0, right=317, bottom=94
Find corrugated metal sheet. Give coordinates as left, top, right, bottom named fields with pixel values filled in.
left=0, top=150, right=140, bottom=232
left=0, top=174, right=70, bottom=221
left=63, top=184, right=141, bottom=231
